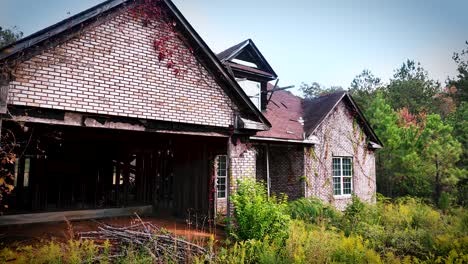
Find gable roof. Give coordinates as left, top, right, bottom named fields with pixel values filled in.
left=255, top=83, right=305, bottom=141
left=303, top=92, right=383, bottom=146
left=303, top=92, right=347, bottom=135
left=0, top=0, right=271, bottom=130
left=217, top=39, right=278, bottom=79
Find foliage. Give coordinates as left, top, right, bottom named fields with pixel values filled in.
left=0, top=238, right=198, bottom=263
left=1, top=240, right=99, bottom=264
left=300, top=82, right=344, bottom=98
left=0, top=129, right=17, bottom=211
left=364, top=92, right=464, bottom=204
left=230, top=178, right=290, bottom=241
left=345, top=53, right=466, bottom=204
left=0, top=26, right=23, bottom=48
left=215, top=220, right=384, bottom=264
left=349, top=69, right=382, bottom=110
left=287, top=197, right=341, bottom=226
left=384, top=60, right=442, bottom=114
left=223, top=186, right=467, bottom=263
left=337, top=196, right=468, bottom=261
left=1, top=198, right=467, bottom=263
left=449, top=41, right=468, bottom=104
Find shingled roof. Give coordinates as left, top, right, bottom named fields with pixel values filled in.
left=254, top=88, right=382, bottom=146
left=303, top=92, right=347, bottom=135
left=303, top=91, right=382, bottom=146
left=255, top=84, right=305, bottom=141
left=217, top=39, right=250, bottom=62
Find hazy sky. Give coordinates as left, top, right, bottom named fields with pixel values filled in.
left=1, top=0, right=467, bottom=95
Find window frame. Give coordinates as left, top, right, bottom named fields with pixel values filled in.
left=216, top=155, right=228, bottom=199
left=332, top=156, right=353, bottom=197
left=236, top=78, right=261, bottom=110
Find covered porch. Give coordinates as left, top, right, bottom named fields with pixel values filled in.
left=1, top=120, right=228, bottom=224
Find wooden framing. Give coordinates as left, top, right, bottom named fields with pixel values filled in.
left=2, top=120, right=228, bottom=222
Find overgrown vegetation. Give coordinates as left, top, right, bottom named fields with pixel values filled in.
left=229, top=178, right=290, bottom=241
left=217, top=183, right=468, bottom=263
left=1, top=181, right=467, bottom=263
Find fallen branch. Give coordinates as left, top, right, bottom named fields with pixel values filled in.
left=79, top=213, right=210, bottom=262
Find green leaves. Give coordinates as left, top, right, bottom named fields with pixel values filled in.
left=0, top=26, right=23, bottom=48
left=365, top=93, right=463, bottom=204
left=230, top=178, right=291, bottom=241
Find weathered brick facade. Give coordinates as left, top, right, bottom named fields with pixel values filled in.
left=305, top=101, right=376, bottom=210
left=8, top=8, right=236, bottom=128
left=256, top=144, right=305, bottom=201
left=216, top=137, right=256, bottom=216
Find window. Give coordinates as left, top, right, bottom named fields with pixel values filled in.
left=216, top=155, right=228, bottom=198
left=237, top=79, right=261, bottom=109
left=332, top=157, right=352, bottom=196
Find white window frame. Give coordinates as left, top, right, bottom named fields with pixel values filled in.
left=332, top=157, right=353, bottom=197
left=236, top=79, right=261, bottom=110
left=216, top=155, right=228, bottom=199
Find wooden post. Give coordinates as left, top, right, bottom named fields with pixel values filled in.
left=0, top=78, right=8, bottom=114
left=266, top=144, right=271, bottom=197
left=0, top=77, right=9, bottom=147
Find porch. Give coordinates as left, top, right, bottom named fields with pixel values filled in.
left=1, top=121, right=228, bottom=224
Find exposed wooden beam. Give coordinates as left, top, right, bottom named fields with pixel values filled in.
left=7, top=106, right=233, bottom=137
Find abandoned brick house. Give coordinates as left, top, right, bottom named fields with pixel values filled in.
left=0, top=0, right=381, bottom=225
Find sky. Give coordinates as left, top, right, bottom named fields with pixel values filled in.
left=1, top=0, right=467, bottom=95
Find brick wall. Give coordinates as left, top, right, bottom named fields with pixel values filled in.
left=256, top=144, right=305, bottom=201
left=269, top=145, right=305, bottom=201
left=7, top=7, right=236, bottom=128
left=215, top=137, right=256, bottom=216
left=305, top=101, right=376, bottom=210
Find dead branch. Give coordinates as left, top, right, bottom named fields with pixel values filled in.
left=78, top=213, right=210, bottom=262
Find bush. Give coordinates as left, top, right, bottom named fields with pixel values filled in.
left=230, top=178, right=291, bottom=241
left=217, top=220, right=385, bottom=264
left=287, top=197, right=341, bottom=226
left=339, top=196, right=468, bottom=260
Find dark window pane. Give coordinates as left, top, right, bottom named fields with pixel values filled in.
left=333, top=177, right=341, bottom=195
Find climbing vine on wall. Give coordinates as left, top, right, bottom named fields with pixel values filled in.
left=129, top=0, right=194, bottom=77
left=307, top=102, right=376, bottom=204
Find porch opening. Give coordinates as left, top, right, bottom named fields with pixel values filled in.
left=2, top=121, right=227, bottom=221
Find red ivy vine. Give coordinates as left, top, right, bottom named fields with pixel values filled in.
left=129, top=0, right=194, bottom=76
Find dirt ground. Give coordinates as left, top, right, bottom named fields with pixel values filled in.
left=0, top=213, right=225, bottom=247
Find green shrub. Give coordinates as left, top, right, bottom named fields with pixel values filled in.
left=217, top=220, right=387, bottom=264
left=340, top=196, right=468, bottom=261
left=288, top=197, right=341, bottom=226
left=438, top=191, right=451, bottom=211
left=230, top=178, right=290, bottom=241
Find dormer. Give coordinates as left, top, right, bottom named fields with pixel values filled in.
left=217, top=39, right=278, bottom=111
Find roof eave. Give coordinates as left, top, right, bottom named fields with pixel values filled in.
left=344, top=93, right=383, bottom=147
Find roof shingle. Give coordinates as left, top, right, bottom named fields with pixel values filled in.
left=256, top=84, right=305, bottom=140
